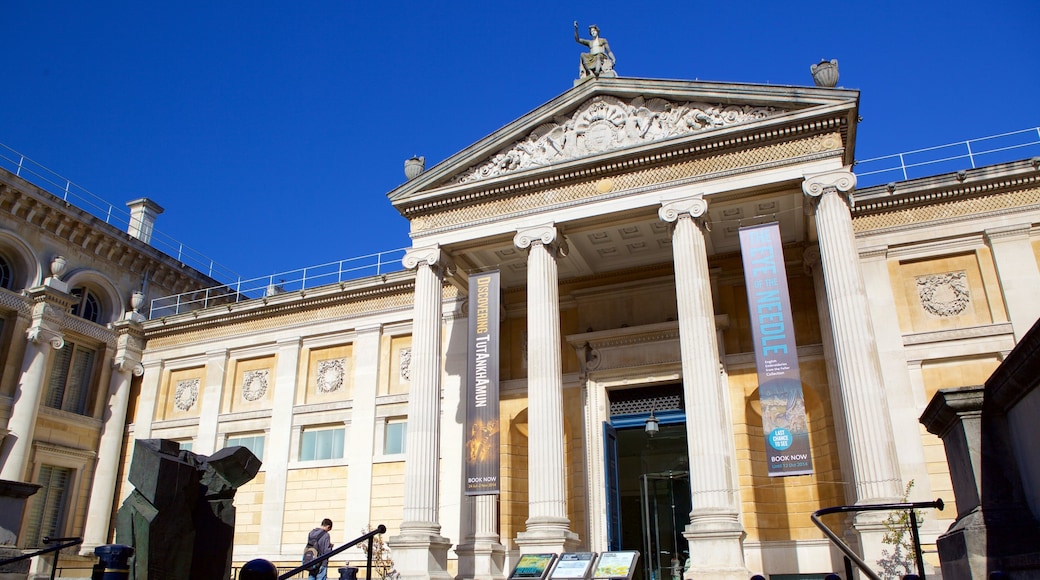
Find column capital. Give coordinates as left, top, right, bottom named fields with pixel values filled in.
left=514, top=224, right=557, bottom=248
left=984, top=223, right=1032, bottom=243
left=24, top=285, right=69, bottom=349
left=659, top=195, right=708, bottom=223
left=802, top=168, right=857, bottom=202
left=515, top=224, right=568, bottom=257
left=403, top=245, right=443, bottom=269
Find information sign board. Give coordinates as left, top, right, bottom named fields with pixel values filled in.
left=549, top=552, right=597, bottom=580
left=509, top=553, right=557, bottom=580
left=592, top=551, right=640, bottom=580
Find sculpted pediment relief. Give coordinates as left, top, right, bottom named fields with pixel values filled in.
left=453, top=95, right=786, bottom=184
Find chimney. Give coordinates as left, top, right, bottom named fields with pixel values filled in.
left=125, top=198, right=164, bottom=244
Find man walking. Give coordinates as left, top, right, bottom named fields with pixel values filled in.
left=306, top=518, right=334, bottom=580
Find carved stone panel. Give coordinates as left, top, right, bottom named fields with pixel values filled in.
left=453, top=95, right=786, bottom=184
left=916, top=271, right=971, bottom=318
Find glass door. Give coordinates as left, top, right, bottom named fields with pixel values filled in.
left=640, top=471, right=690, bottom=580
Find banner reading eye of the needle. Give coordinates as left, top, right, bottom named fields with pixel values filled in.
left=739, top=223, right=813, bottom=477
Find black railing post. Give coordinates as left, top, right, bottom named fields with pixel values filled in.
left=367, top=535, right=375, bottom=580
left=909, top=509, right=926, bottom=579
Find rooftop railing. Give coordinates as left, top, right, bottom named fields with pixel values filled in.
left=148, top=248, right=407, bottom=319
left=0, top=143, right=240, bottom=282
left=854, top=126, right=1040, bottom=187
left=7, top=126, right=1040, bottom=321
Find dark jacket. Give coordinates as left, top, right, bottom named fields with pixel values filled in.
left=308, top=527, right=333, bottom=557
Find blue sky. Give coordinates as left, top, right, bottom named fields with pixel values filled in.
left=2, top=1, right=1038, bottom=283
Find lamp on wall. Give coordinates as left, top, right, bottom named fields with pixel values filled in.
left=645, top=409, right=659, bottom=437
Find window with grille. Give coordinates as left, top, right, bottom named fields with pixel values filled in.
left=383, top=419, right=407, bottom=455
left=44, top=341, right=97, bottom=415
left=22, top=465, right=72, bottom=548
left=300, top=427, right=345, bottom=461
left=70, top=287, right=102, bottom=323
left=226, top=434, right=265, bottom=460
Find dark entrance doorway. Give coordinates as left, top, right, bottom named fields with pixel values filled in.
left=604, top=386, right=690, bottom=580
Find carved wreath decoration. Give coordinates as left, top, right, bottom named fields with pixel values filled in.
left=316, top=358, right=346, bottom=393
left=241, top=369, right=269, bottom=401
left=399, top=348, right=412, bottom=383
left=916, top=271, right=971, bottom=317
left=174, top=378, right=199, bottom=411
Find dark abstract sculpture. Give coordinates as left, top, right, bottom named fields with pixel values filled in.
left=115, top=439, right=261, bottom=580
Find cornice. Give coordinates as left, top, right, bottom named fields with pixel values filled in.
left=0, top=174, right=219, bottom=296
left=853, top=160, right=1040, bottom=216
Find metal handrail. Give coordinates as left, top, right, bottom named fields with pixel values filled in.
left=147, top=248, right=407, bottom=318
left=278, top=524, right=387, bottom=580
left=811, top=499, right=944, bottom=580
left=0, top=536, right=83, bottom=580
left=0, top=143, right=240, bottom=282
left=854, top=127, right=1040, bottom=185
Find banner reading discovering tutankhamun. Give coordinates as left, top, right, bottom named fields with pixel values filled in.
left=739, top=223, right=814, bottom=477
left=465, top=270, right=501, bottom=495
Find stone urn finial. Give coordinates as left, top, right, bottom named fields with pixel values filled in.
left=50, top=255, right=68, bottom=280
left=404, top=156, right=425, bottom=180
left=811, top=59, right=839, bottom=87
left=131, top=290, right=146, bottom=314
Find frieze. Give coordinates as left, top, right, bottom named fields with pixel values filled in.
left=453, top=95, right=785, bottom=184
left=916, top=271, right=971, bottom=317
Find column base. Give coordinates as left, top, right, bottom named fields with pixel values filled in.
left=682, top=513, right=749, bottom=580
left=515, top=517, right=580, bottom=554
left=389, top=523, right=454, bottom=580
left=455, top=534, right=506, bottom=580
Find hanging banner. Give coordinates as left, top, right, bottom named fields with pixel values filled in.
left=739, top=223, right=814, bottom=477
left=465, top=270, right=501, bottom=494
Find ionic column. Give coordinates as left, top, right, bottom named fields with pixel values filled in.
left=0, top=287, right=67, bottom=482
left=659, top=197, right=747, bottom=580
left=802, top=169, right=902, bottom=506
left=984, top=224, right=1040, bottom=342
left=82, top=320, right=145, bottom=553
left=513, top=224, right=579, bottom=554
left=390, top=246, right=452, bottom=580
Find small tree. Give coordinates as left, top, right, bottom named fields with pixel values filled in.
left=360, top=526, right=399, bottom=580
left=876, top=480, right=923, bottom=579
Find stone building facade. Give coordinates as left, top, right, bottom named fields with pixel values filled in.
left=2, top=74, right=1039, bottom=578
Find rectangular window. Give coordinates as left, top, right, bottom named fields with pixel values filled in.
left=383, top=419, right=407, bottom=455
left=23, top=465, right=72, bottom=547
left=44, top=341, right=97, bottom=415
left=300, top=427, right=345, bottom=461
left=226, top=434, right=265, bottom=460
left=177, top=441, right=193, bottom=453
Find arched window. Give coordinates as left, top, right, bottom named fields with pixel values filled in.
left=70, top=287, right=103, bottom=323
left=0, top=254, right=12, bottom=290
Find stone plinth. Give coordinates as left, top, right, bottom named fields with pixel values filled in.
left=0, top=479, right=41, bottom=580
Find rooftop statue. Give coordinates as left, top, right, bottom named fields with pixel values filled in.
left=574, top=21, right=616, bottom=80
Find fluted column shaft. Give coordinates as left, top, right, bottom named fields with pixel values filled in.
left=401, top=246, right=445, bottom=529
left=515, top=225, right=568, bottom=526
left=803, top=169, right=902, bottom=503
left=659, top=198, right=739, bottom=518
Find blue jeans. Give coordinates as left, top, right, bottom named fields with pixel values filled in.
left=303, top=559, right=327, bottom=580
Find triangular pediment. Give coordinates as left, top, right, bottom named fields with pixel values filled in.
left=388, top=77, right=858, bottom=206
